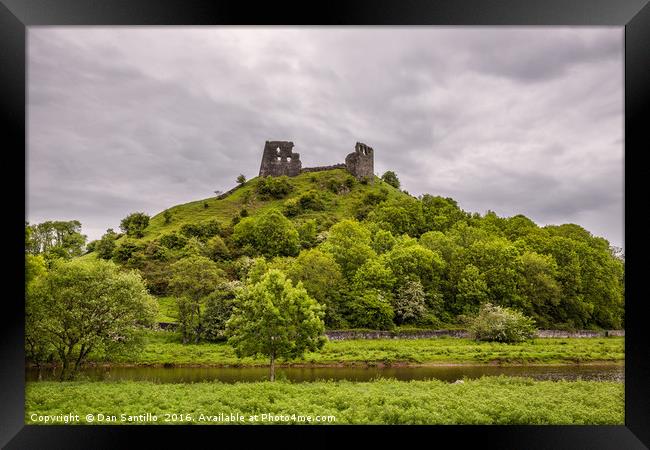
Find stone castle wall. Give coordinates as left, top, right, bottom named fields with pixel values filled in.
left=259, top=141, right=302, bottom=177
left=258, top=141, right=374, bottom=179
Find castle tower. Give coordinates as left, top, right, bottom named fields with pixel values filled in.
left=258, top=141, right=302, bottom=177
left=345, top=142, right=374, bottom=180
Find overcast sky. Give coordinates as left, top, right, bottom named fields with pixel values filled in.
left=27, top=27, right=624, bottom=248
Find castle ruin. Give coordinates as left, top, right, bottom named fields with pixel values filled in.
left=258, top=140, right=374, bottom=180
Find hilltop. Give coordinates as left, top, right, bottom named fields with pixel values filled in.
left=136, top=168, right=409, bottom=242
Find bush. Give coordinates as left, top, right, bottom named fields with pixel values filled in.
left=465, top=303, right=536, bottom=343
left=179, top=220, right=221, bottom=241
left=256, top=176, right=293, bottom=200
left=159, top=232, right=188, bottom=250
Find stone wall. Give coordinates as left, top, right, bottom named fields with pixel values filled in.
left=301, top=163, right=347, bottom=174
left=344, top=142, right=374, bottom=180
left=156, top=323, right=624, bottom=339
left=324, top=329, right=625, bottom=340
left=259, top=141, right=302, bottom=177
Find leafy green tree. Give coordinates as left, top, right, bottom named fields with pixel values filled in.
left=285, top=249, right=346, bottom=327
left=381, top=171, right=400, bottom=189
left=169, top=256, right=225, bottom=343
left=232, top=209, right=300, bottom=257
left=226, top=270, right=326, bottom=381
left=26, top=259, right=157, bottom=380
left=204, top=235, right=230, bottom=261
left=203, top=281, right=243, bottom=341
left=297, top=220, right=318, bottom=249
left=465, top=303, right=536, bottom=343
left=465, top=238, right=522, bottom=309
left=112, top=238, right=145, bottom=264
left=517, top=252, right=562, bottom=327
left=346, top=290, right=395, bottom=330
left=321, top=220, right=376, bottom=279
left=120, top=212, right=150, bottom=238
left=352, top=257, right=396, bottom=294
left=454, top=265, right=489, bottom=314
left=96, top=228, right=119, bottom=260
left=163, top=210, right=173, bottom=224
left=420, top=195, right=468, bottom=233
left=237, top=174, right=246, bottom=185
left=26, top=220, right=87, bottom=258
left=384, top=242, right=445, bottom=294
left=393, top=279, right=427, bottom=324
left=371, top=229, right=396, bottom=254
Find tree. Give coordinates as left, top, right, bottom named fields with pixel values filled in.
left=26, top=259, right=158, bottom=380
left=454, top=264, right=489, bottom=315
left=236, top=174, right=247, bottom=185
left=204, top=235, right=230, bottom=261
left=120, top=212, right=150, bottom=238
left=285, top=249, right=346, bottom=327
left=517, top=252, right=562, bottom=327
left=169, top=256, right=225, bottom=343
left=203, top=281, right=243, bottom=341
left=96, top=228, right=119, bottom=260
left=321, top=220, right=376, bottom=279
left=26, top=220, right=87, bottom=258
left=232, top=209, right=300, bottom=257
left=381, top=171, right=401, bottom=189
left=163, top=210, right=173, bottom=224
left=464, top=303, right=536, bottom=343
left=226, top=270, right=326, bottom=381
left=393, top=279, right=427, bottom=324
left=346, top=290, right=395, bottom=330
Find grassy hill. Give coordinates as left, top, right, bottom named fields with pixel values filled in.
left=134, top=169, right=409, bottom=242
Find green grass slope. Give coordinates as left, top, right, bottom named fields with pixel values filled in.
left=134, top=169, right=409, bottom=242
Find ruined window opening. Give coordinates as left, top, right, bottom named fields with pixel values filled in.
left=276, top=147, right=281, bottom=155
left=277, top=156, right=281, bottom=161
left=287, top=157, right=292, bottom=162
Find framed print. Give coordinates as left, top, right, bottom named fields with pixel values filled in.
left=2, top=0, right=649, bottom=448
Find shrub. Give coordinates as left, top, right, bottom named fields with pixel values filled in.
left=159, top=232, right=188, bottom=250
left=255, top=176, right=293, bottom=200
left=465, top=303, right=536, bottom=343
left=179, top=220, right=221, bottom=241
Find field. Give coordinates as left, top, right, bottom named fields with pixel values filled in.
left=25, top=377, right=623, bottom=425
left=96, top=331, right=624, bottom=367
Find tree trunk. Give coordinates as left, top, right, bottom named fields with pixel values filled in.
left=269, top=352, right=275, bottom=382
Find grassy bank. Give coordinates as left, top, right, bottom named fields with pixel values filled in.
left=25, top=377, right=623, bottom=425
left=94, top=331, right=624, bottom=367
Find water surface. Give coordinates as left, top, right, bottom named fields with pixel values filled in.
left=26, top=364, right=624, bottom=383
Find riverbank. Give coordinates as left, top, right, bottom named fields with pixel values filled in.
left=79, top=332, right=624, bottom=367
left=25, top=377, right=624, bottom=425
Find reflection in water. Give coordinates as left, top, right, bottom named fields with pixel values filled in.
left=26, top=364, right=624, bottom=383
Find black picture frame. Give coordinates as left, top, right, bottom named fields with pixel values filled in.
left=2, top=0, right=648, bottom=448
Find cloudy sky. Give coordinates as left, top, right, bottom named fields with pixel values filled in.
left=27, top=27, right=624, bottom=248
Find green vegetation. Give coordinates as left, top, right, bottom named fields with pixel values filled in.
left=226, top=270, right=326, bottom=380
left=25, top=377, right=623, bottom=424
left=26, top=220, right=87, bottom=262
left=120, top=212, right=150, bottom=238
left=26, top=259, right=158, bottom=380
left=72, top=169, right=622, bottom=333
left=99, top=332, right=623, bottom=366
left=381, top=170, right=400, bottom=189
left=464, top=303, right=537, bottom=343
